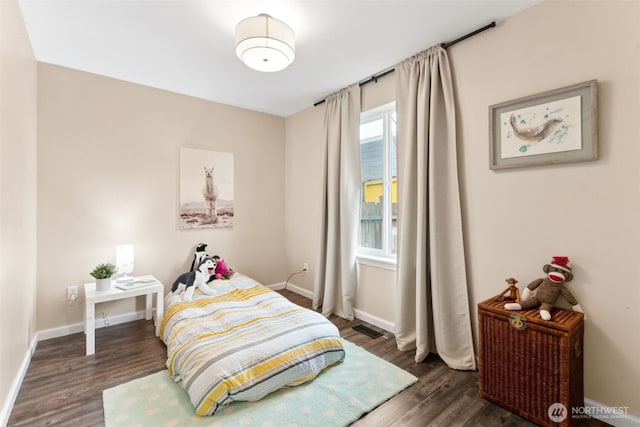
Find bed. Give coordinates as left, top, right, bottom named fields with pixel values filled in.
left=160, top=273, right=345, bottom=416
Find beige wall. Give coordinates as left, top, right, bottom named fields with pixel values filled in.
left=453, top=0, right=639, bottom=413
left=37, top=64, right=286, bottom=330
left=0, top=0, right=37, bottom=421
left=285, top=0, right=640, bottom=415
left=284, top=104, right=323, bottom=290
left=3, top=0, right=638, bottom=420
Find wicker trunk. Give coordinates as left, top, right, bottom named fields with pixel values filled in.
left=478, top=298, right=584, bottom=426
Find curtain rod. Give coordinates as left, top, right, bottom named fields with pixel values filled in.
left=313, top=21, right=496, bottom=107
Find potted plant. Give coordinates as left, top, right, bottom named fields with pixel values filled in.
left=90, top=262, right=117, bottom=291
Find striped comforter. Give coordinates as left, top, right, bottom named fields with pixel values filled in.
left=160, top=274, right=345, bottom=416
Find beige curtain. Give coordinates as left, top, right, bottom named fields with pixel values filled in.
left=313, top=84, right=361, bottom=320
left=394, top=46, right=476, bottom=369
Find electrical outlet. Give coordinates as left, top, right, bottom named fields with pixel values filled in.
left=67, top=285, right=78, bottom=302
left=303, top=262, right=309, bottom=273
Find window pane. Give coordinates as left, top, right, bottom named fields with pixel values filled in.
left=361, top=119, right=382, bottom=140
left=360, top=118, right=383, bottom=250
left=358, top=103, right=396, bottom=259
left=390, top=113, right=397, bottom=255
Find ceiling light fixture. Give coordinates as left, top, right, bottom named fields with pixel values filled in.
left=235, top=14, right=295, bottom=72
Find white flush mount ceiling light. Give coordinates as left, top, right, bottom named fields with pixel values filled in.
left=235, top=14, right=295, bottom=72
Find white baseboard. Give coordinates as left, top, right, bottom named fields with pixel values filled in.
left=268, top=281, right=313, bottom=299
left=4, top=293, right=638, bottom=427
left=267, top=282, right=394, bottom=333
left=1, top=335, right=37, bottom=427
left=352, top=308, right=395, bottom=333
left=583, top=398, right=640, bottom=427
left=36, top=309, right=153, bottom=342
left=1, top=310, right=153, bottom=426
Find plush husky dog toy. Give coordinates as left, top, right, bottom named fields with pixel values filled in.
left=171, top=257, right=217, bottom=301
left=190, top=243, right=208, bottom=272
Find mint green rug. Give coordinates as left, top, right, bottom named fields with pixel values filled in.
left=103, top=340, right=417, bottom=427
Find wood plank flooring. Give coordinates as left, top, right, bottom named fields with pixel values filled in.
left=8, top=290, right=609, bottom=426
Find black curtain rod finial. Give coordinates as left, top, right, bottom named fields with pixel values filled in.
left=441, top=21, right=496, bottom=49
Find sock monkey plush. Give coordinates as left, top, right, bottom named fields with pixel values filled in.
left=504, top=256, right=583, bottom=320
left=172, top=257, right=217, bottom=301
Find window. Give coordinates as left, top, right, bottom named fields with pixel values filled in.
left=358, top=102, right=397, bottom=264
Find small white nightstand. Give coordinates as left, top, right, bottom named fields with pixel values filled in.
left=83, top=274, right=164, bottom=356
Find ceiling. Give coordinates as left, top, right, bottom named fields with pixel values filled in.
left=18, top=1, right=539, bottom=117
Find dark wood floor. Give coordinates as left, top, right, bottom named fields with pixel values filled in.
left=8, top=290, right=609, bottom=426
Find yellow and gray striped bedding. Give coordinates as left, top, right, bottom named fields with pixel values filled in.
left=161, top=274, right=345, bottom=416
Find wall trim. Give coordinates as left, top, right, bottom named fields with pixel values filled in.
left=36, top=310, right=151, bottom=342
left=267, top=281, right=313, bottom=299
left=1, top=335, right=37, bottom=427
left=352, top=308, right=395, bottom=333
left=267, top=281, right=394, bottom=333
left=583, top=398, right=640, bottom=427
left=4, top=294, right=637, bottom=427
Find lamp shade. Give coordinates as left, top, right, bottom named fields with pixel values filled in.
left=235, top=14, right=295, bottom=72
left=116, top=244, right=134, bottom=275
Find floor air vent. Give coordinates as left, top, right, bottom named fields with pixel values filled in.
left=352, top=324, right=383, bottom=339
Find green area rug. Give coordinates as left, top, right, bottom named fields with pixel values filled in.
left=103, top=340, right=417, bottom=427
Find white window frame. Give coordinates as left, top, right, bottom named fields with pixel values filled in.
left=357, top=102, right=396, bottom=270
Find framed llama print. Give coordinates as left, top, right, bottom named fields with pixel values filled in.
left=489, top=80, right=598, bottom=170
left=179, top=148, right=234, bottom=229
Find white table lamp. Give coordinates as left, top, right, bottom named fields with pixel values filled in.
left=116, top=244, right=135, bottom=283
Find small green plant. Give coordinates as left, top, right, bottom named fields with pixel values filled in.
left=90, top=263, right=117, bottom=279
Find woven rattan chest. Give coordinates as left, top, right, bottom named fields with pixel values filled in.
left=478, top=298, right=584, bottom=426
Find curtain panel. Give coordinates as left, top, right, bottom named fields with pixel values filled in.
left=394, top=46, right=476, bottom=369
left=313, top=84, right=361, bottom=321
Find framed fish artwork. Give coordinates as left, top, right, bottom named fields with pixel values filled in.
left=489, top=80, right=598, bottom=170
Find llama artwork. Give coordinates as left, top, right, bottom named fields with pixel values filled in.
left=179, top=148, right=234, bottom=229
left=202, top=166, right=219, bottom=221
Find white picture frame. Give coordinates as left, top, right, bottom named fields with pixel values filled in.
left=179, top=148, right=234, bottom=229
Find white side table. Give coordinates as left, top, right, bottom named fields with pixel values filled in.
left=84, top=274, right=164, bottom=356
